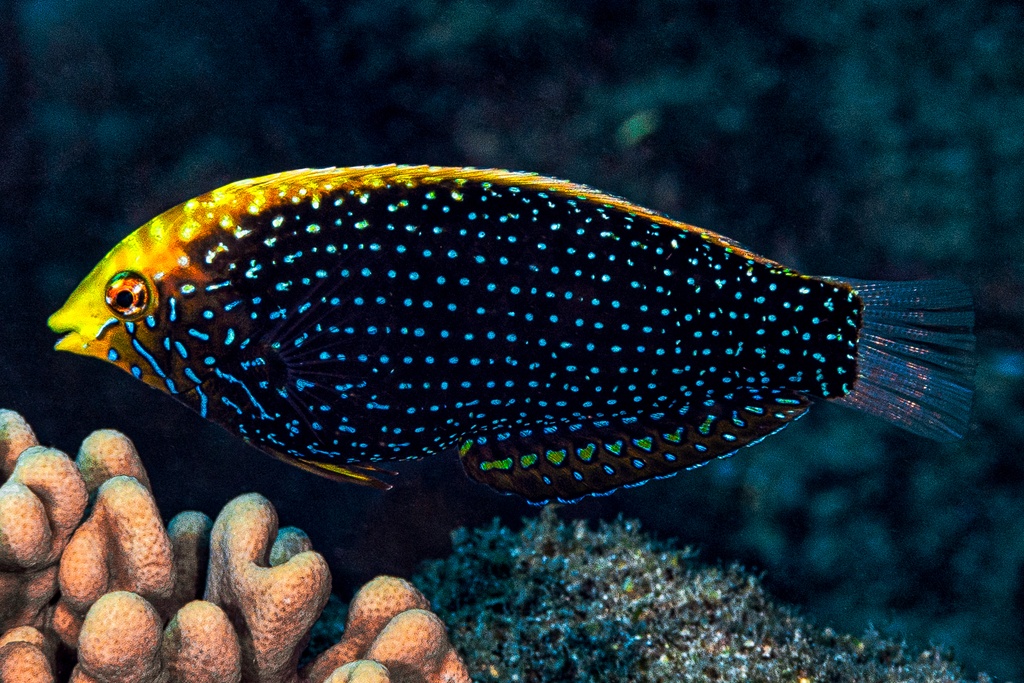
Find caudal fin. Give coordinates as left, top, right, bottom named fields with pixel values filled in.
left=829, top=279, right=975, bottom=441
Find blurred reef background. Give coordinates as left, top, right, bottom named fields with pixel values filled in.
left=0, top=0, right=1021, bottom=679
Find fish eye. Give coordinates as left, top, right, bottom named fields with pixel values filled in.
left=105, top=271, right=150, bottom=319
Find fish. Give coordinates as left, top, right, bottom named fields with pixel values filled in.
left=48, top=166, right=975, bottom=504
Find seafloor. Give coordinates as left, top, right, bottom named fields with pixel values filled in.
left=0, top=0, right=1021, bottom=679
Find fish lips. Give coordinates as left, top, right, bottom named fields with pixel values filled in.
left=48, top=309, right=119, bottom=359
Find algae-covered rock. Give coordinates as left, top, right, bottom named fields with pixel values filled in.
left=416, top=509, right=990, bottom=683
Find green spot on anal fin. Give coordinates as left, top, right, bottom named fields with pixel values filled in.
left=480, top=457, right=513, bottom=472
left=545, top=449, right=567, bottom=466
left=663, top=428, right=684, bottom=443
left=632, top=436, right=653, bottom=452
left=698, top=415, right=715, bottom=436
left=458, top=390, right=811, bottom=504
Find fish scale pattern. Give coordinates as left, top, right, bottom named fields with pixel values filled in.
left=155, top=169, right=854, bottom=498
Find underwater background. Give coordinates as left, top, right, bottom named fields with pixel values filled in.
left=0, top=0, right=1020, bottom=679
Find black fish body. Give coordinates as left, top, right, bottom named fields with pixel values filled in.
left=48, top=167, right=975, bottom=503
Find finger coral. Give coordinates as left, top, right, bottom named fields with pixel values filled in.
left=161, top=599, right=241, bottom=683
left=73, top=591, right=164, bottom=683
left=0, top=409, right=87, bottom=635
left=56, top=475, right=175, bottom=646
left=0, top=626, right=53, bottom=683
left=302, top=577, right=469, bottom=683
left=323, top=661, right=390, bottom=683
left=0, top=410, right=39, bottom=476
left=0, top=410, right=470, bottom=683
left=205, top=493, right=330, bottom=682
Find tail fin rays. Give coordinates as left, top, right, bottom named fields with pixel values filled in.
left=828, top=279, right=975, bottom=441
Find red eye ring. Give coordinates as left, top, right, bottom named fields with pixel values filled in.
left=105, top=272, right=151, bottom=319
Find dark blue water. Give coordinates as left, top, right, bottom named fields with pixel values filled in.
left=1, top=0, right=1020, bottom=678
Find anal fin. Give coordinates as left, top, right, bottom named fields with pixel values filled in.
left=458, top=388, right=811, bottom=504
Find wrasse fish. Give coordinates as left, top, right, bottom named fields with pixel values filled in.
left=48, top=166, right=975, bottom=503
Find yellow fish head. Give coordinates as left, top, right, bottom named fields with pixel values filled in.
left=48, top=208, right=196, bottom=392
left=49, top=233, right=157, bottom=380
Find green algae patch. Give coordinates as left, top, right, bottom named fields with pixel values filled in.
left=415, top=508, right=989, bottom=683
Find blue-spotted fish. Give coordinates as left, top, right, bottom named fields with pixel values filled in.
left=48, top=166, right=975, bottom=503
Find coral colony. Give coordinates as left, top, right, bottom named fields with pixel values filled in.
left=0, top=410, right=468, bottom=683
left=0, top=409, right=992, bottom=682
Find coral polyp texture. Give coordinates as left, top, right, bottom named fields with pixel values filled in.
left=0, top=409, right=470, bottom=683
left=304, top=577, right=468, bottom=683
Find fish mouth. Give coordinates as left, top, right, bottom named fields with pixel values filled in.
left=48, top=309, right=117, bottom=356
left=48, top=313, right=88, bottom=353
left=49, top=311, right=73, bottom=342
left=52, top=330, right=88, bottom=353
